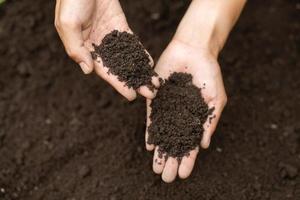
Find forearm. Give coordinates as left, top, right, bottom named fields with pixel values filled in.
left=174, top=0, right=246, bottom=57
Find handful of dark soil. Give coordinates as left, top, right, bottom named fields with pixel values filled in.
left=147, top=72, right=214, bottom=158
left=91, top=30, right=157, bottom=90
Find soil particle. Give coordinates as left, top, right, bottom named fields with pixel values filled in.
left=0, top=188, right=5, bottom=193
left=109, top=195, right=117, bottom=200
left=147, top=72, right=214, bottom=158
left=209, top=114, right=216, bottom=124
left=21, top=141, right=31, bottom=150
left=15, top=151, right=24, bottom=165
left=16, top=62, right=32, bottom=76
left=91, top=30, right=157, bottom=90
left=45, top=118, right=52, bottom=125
left=270, top=123, right=278, bottom=130
left=0, top=130, right=5, bottom=142
left=279, top=162, right=298, bottom=179
left=78, top=165, right=91, bottom=178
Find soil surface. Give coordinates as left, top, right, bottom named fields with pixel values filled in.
left=92, top=30, right=156, bottom=90
left=0, top=0, right=299, bottom=200
left=148, top=72, right=213, bottom=158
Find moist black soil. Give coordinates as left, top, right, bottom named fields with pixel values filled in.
left=147, top=72, right=213, bottom=158
left=0, top=0, right=299, bottom=200
left=91, top=30, right=157, bottom=90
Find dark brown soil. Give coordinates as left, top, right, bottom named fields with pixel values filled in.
left=0, top=0, right=299, bottom=200
left=148, top=72, right=213, bottom=158
left=91, top=30, right=157, bottom=90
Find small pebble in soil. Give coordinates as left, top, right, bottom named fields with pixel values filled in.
left=21, top=141, right=31, bottom=150
left=147, top=72, right=214, bottom=159
left=91, top=30, right=157, bottom=90
left=279, top=162, right=298, bottom=179
left=270, top=123, right=278, bottom=130
left=78, top=165, right=91, bottom=178
left=16, top=62, right=32, bottom=76
left=137, top=146, right=142, bottom=153
left=109, top=195, right=117, bottom=200
left=45, top=118, right=52, bottom=125
left=150, top=12, right=160, bottom=20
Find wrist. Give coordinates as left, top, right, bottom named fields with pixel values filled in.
left=173, top=27, right=221, bottom=59
left=173, top=0, right=233, bottom=58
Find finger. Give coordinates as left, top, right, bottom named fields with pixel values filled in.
left=178, top=148, right=199, bottom=179
left=153, top=147, right=166, bottom=174
left=137, top=86, right=157, bottom=99
left=137, top=48, right=157, bottom=99
left=137, top=75, right=160, bottom=99
left=54, top=0, right=61, bottom=21
left=145, top=99, right=155, bottom=151
left=94, top=61, right=137, bottom=101
left=56, top=2, right=93, bottom=74
left=152, top=76, right=161, bottom=88
left=201, top=101, right=225, bottom=149
left=162, top=157, right=179, bottom=183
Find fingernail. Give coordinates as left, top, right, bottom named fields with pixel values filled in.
left=79, top=62, right=91, bottom=74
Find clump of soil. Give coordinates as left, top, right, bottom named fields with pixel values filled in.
left=147, top=72, right=214, bottom=158
left=91, top=30, right=157, bottom=90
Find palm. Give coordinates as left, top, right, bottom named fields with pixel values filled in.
left=146, top=40, right=227, bottom=182
left=154, top=40, right=224, bottom=100
left=81, top=1, right=130, bottom=51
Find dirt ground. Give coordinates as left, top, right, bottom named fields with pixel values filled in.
left=0, top=0, right=299, bottom=199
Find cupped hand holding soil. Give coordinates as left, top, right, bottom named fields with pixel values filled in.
left=55, top=0, right=158, bottom=100
left=91, top=30, right=160, bottom=98
left=146, top=39, right=227, bottom=183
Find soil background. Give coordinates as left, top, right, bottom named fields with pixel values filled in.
left=0, top=0, right=299, bottom=200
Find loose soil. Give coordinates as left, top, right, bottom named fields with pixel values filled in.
left=148, top=72, right=213, bottom=158
left=0, top=0, right=299, bottom=200
left=91, top=30, right=157, bottom=90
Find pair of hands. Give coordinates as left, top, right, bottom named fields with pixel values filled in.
left=55, top=0, right=227, bottom=183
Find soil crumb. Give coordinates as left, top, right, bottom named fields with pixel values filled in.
left=147, top=72, right=214, bottom=158
left=91, top=30, right=157, bottom=90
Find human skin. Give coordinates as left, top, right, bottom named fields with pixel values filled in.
left=55, top=0, right=158, bottom=100
left=55, top=0, right=247, bottom=183
left=146, top=0, right=247, bottom=183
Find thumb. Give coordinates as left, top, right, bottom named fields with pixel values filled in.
left=56, top=18, right=93, bottom=74
left=66, top=43, right=94, bottom=74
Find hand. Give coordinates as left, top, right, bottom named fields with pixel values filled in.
left=55, top=0, right=155, bottom=100
left=145, top=39, right=227, bottom=183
